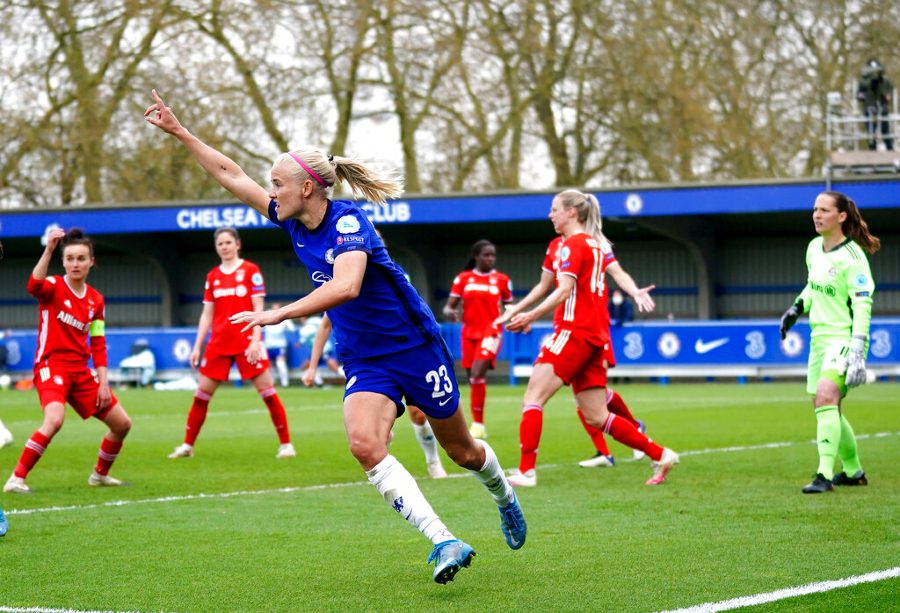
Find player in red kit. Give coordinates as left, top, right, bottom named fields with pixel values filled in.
left=443, top=240, right=513, bottom=440
left=4, top=228, right=133, bottom=494
left=167, top=227, right=295, bottom=459
left=498, top=190, right=679, bottom=487
left=505, top=235, right=652, bottom=468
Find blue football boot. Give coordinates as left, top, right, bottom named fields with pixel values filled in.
left=498, top=492, right=527, bottom=550
left=426, top=539, right=475, bottom=584
left=0, top=505, right=8, bottom=537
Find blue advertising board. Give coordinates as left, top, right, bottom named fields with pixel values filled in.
left=498, top=320, right=900, bottom=366
left=1, top=179, right=898, bottom=238
left=1, top=327, right=316, bottom=377
left=4, top=321, right=897, bottom=382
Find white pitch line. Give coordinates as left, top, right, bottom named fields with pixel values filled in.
left=659, top=567, right=900, bottom=612
left=0, top=608, right=141, bottom=613
left=6, top=431, right=898, bottom=517
left=674, top=431, right=897, bottom=458
left=1, top=404, right=337, bottom=428
left=6, top=482, right=361, bottom=516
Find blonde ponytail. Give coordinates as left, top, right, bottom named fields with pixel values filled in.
left=556, top=189, right=610, bottom=245
left=276, top=148, right=404, bottom=206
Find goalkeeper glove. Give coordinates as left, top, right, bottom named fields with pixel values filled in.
left=845, top=335, right=868, bottom=388
left=779, top=299, right=803, bottom=340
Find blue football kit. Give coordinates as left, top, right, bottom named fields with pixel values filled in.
left=268, top=199, right=460, bottom=417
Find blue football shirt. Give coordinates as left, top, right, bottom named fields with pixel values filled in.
left=268, top=199, right=440, bottom=360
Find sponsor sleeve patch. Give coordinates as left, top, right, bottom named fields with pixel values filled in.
left=336, top=215, right=361, bottom=234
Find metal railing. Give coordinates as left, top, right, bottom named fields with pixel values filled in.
left=825, top=112, right=899, bottom=153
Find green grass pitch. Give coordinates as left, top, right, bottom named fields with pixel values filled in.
left=0, top=382, right=897, bottom=612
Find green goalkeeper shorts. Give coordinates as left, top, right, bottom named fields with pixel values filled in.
left=806, top=336, right=850, bottom=396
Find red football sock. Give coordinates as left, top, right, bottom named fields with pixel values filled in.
left=604, top=414, right=663, bottom=461
left=14, top=431, right=52, bottom=478
left=94, top=436, right=123, bottom=476
left=577, top=406, right=610, bottom=455
left=606, top=388, right=640, bottom=428
left=519, top=404, right=543, bottom=473
left=184, top=389, right=211, bottom=446
left=261, top=387, right=291, bottom=444
left=469, top=377, right=486, bottom=424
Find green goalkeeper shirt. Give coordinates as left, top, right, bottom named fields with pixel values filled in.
left=797, top=236, right=875, bottom=342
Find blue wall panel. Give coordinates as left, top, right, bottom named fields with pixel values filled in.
left=4, top=320, right=899, bottom=376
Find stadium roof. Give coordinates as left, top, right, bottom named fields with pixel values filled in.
left=1, top=176, right=897, bottom=239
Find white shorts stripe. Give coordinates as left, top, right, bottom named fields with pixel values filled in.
left=549, top=329, right=571, bottom=354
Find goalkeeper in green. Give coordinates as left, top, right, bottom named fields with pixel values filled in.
left=780, top=191, right=880, bottom=494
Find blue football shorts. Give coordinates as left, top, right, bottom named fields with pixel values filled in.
left=340, top=336, right=461, bottom=419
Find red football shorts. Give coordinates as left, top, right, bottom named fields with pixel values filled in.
left=535, top=329, right=608, bottom=394
left=200, top=345, right=270, bottom=381
left=33, top=364, right=119, bottom=420
left=603, top=342, right=617, bottom=368
left=461, top=334, right=502, bottom=369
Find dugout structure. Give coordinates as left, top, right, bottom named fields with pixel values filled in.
left=1, top=177, right=898, bottom=331
left=2, top=177, right=899, bottom=381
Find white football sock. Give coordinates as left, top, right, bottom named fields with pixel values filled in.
left=469, top=440, right=514, bottom=506
left=366, top=454, right=454, bottom=544
left=412, top=422, right=440, bottom=464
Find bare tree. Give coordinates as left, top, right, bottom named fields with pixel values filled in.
left=0, top=0, right=175, bottom=206
left=2, top=0, right=899, bottom=208
left=372, top=0, right=466, bottom=193
left=300, top=0, right=377, bottom=156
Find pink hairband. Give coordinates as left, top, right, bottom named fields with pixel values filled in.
left=288, top=152, right=329, bottom=188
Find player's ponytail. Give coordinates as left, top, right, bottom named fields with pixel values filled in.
left=824, top=191, right=881, bottom=254
left=276, top=148, right=404, bottom=207
left=556, top=189, right=611, bottom=246
left=61, top=228, right=94, bottom=257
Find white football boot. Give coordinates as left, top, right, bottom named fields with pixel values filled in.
left=168, top=443, right=194, bottom=459
left=276, top=443, right=297, bottom=459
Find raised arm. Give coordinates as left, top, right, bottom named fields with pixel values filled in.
left=32, top=229, right=65, bottom=281
left=144, top=89, right=270, bottom=215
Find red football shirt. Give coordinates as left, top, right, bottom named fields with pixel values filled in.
left=28, top=275, right=107, bottom=369
left=449, top=269, right=513, bottom=339
left=554, top=233, right=616, bottom=346
left=203, top=260, right=266, bottom=355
